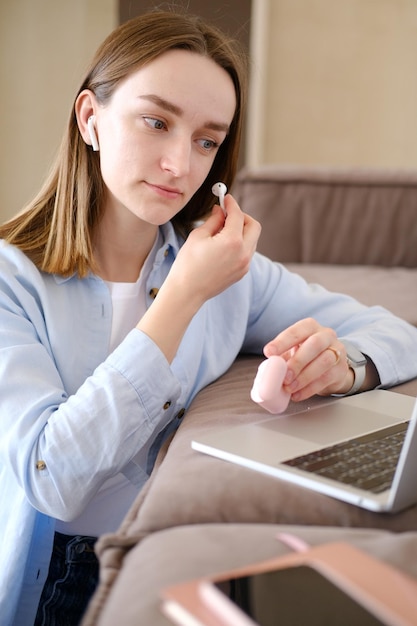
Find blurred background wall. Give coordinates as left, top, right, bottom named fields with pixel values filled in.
left=1, top=0, right=416, bottom=223
left=248, top=0, right=417, bottom=169
left=0, top=0, right=117, bottom=222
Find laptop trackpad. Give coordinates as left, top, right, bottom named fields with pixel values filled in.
left=257, top=403, right=401, bottom=446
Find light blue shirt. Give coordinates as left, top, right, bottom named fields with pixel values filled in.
left=1, top=222, right=417, bottom=625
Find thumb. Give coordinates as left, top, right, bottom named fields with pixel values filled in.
left=200, top=204, right=226, bottom=235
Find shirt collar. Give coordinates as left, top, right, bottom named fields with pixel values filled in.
left=53, top=222, right=183, bottom=285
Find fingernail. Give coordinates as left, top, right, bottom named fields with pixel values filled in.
left=284, top=370, right=294, bottom=385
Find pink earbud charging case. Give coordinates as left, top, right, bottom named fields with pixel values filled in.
left=251, top=355, right=291, bottom=414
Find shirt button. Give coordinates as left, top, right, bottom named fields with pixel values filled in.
left=149, top=287, right=159, bottom=299
left=75, top=542, right=87, bottom=554
left=164, top=248, right=169, bottom=257
left=36, top=460, right=47, bottom=470
left=163, top=401, right=172, bottom=410
left=176, top=408, right=186, bottom=419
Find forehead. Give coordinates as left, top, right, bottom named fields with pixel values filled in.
left=112, top=49, right=237, bottom=123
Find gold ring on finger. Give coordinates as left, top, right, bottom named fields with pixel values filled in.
left=328, top=347, right=341, bottom=366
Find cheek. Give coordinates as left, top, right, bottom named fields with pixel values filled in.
left=98, top=153, right=123, bottom=191
left=192, top=155, right=218, bottom=189
left=98, top=139, right=146, bottom=185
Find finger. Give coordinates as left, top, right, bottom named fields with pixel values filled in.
left=239, top=213, right=261, bottom=259
left=221, top=194, right=246, bottom=229
left=284, top=342, right=349, bottom=401
left=287, top=358, right=348, bottom=402
left=198, top=203, right=226, bottom=236
left=283, top=330, right=339, bottom=380
left=215, top=197, right=260, bottom=257
left=264, top=318, right=322, bottom=358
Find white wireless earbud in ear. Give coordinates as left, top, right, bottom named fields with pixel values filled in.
left=212, top=182, right=227, bottom=214
left=87, top=115, right=99, bottom=151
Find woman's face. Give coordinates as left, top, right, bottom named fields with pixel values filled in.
left=94, top=49, right=237, bottom=226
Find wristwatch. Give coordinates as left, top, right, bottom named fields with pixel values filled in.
left=340, top=340, right=367, bottom=395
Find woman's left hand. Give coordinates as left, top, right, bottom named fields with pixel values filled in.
left=263, top=318, right=354, bottom=401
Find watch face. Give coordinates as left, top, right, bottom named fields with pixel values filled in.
left=342, top=341, right=367, bottom=367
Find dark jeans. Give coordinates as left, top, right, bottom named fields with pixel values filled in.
left=34, top=532, right=99, bottom=626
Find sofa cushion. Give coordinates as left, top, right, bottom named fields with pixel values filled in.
left=110, top=357, right=417, bottom=543
left=83, top=524, right=417, bottom=626
left=286, top=263, right=417, bottom=327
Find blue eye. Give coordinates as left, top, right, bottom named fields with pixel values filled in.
left=144, top=117, right=166, bottom=130
left=198, top=138, right=219, bottom=151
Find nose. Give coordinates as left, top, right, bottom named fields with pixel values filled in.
left=160, top=135, right=191, bottom=177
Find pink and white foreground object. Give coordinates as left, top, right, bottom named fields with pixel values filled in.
left=251, top=355, right=291, bottom=414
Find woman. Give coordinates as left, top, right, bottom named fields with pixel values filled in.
left=0, top=10, right=416, bottom=625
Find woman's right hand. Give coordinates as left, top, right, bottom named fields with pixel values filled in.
left=169, top=194, right=261, bottom=305
left=137, top=194, right=261, bottom=363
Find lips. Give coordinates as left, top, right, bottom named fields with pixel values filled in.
left=145, top=181, right=182, bottom=199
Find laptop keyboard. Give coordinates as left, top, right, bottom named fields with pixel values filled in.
left=283, top=422, right=409, bottom=494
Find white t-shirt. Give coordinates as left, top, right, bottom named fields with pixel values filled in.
left=55, top=232, right=162, bottom=536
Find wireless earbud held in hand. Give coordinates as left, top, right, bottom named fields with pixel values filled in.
left=251, top=356, right=291, bottom=414
left=212, top=182, right=227, bottom=214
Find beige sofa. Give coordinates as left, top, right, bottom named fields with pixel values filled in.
left=234, top=165, right=417, bottom=327
left=83, top=166, right=417, bottom=625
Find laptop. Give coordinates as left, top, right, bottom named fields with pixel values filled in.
left=191, top=389, right=417, bottom=513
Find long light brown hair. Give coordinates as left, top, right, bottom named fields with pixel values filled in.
left=0, top=11, right=248, bottom=277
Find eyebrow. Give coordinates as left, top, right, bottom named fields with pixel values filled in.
left=139, top=94, right=230, bottom=133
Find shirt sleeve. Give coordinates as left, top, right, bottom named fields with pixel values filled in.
left=242, top=253, right=417, bottom=386
left=0, top=256, right=182, bottom=520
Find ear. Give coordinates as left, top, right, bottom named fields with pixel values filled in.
left=75, top=90, right=99, bottom=149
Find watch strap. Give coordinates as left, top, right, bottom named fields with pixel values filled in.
left=340, top=340, right=367, bottom=396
